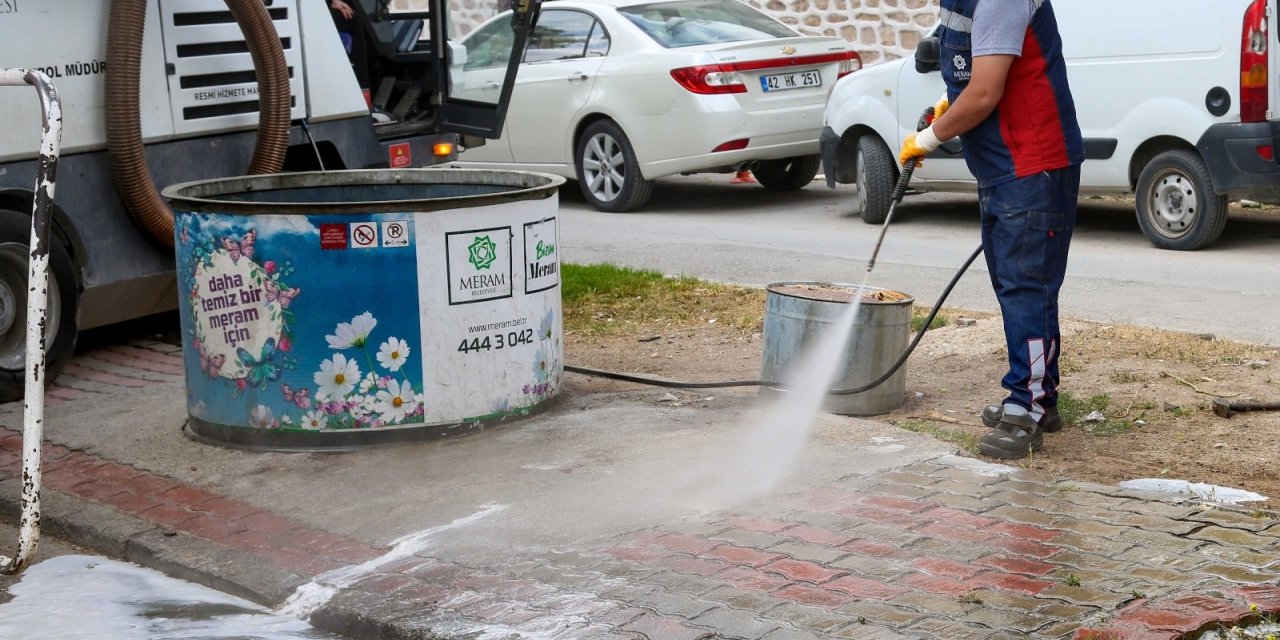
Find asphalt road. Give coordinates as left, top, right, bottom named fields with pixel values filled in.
left=558, top=175, right=1280, bottom=347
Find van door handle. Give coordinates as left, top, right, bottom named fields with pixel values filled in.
left=567, top=72, right=589, bottom=83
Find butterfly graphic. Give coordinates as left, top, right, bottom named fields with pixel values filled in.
left=263, top=278, right=300, bottom=308
left=281, top=383, right=310, bottom=409
left=222, top=229, right=257, bottom=264
left=200, top=352, right=225, bottom=378
left=237, top=337, right=282, bottom=388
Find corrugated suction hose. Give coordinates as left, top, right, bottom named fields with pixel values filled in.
left=105, top=0, right=292, bottom=248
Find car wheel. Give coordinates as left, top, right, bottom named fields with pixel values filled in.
left=752, top=155, right=821, bottom=191
left=575, top=120, right=653, bottom=213
left=0, top=209, right=80, bottom=402
left=855, top=135, right=896, bottom=224
left=1135, top=150, right=1228, bottom=251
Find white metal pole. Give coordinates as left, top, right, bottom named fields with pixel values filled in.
left=0, top=68, right=62, bottom=575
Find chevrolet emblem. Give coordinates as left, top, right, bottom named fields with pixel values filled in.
left=781, top=46, right=796, bottom=55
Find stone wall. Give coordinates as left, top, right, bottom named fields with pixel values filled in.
left=392, top=0, right=940, bottom=63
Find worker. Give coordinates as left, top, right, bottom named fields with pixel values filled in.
left=898, top=0, right=1084, bottom=459
left=329, top=0, right=370, bottom=89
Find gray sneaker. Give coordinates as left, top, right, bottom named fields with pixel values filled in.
left=978, top=412, right=1044, bottom=460
left=982, top=405, right=1064, bottom=433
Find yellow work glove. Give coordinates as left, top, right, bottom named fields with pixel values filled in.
left=899, top=125, right=941, bottom=166
left=933, top=96, right=950, bottom=120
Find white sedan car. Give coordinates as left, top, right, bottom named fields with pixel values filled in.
left=451, top=0, right=861, bottom=212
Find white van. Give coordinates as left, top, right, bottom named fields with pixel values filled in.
left=820, top=0, right=1280, bottom=250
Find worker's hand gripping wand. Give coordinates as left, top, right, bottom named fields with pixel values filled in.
left=866, top=106, right=936, bottom=272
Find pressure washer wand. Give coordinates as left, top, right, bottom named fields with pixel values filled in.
left=866, top=106, right=935, bottom=273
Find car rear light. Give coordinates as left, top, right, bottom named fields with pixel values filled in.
left=1240, top=0, right=1269, bottom=123
left=1259, top=144, right=1275, bottom=161
left=836, top=51, right=862, bottom=80
left=671, top=65, right=747, bottom=94
left=712, top=139, right=750, bottom=152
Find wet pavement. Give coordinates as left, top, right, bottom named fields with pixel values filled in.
left=2, top=340, right=1280, bottom=639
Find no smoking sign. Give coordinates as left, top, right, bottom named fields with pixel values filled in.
left=350, top=222, right=378, bottom=249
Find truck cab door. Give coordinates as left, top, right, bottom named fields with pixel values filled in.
left=437, top=0, right=541, bottom=139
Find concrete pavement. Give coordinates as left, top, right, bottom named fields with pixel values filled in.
left=2, top=340, right=1280, bottom=639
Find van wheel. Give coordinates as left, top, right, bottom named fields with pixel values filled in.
left=0, top=209, right=80, bottom=402
left=1135, top=150, right=1228, bottom=250
left=576, top=120, right=653, bottom=212
left=855, top=135, right=896, bottom=224
left=752, top=155, right=821, bottom=191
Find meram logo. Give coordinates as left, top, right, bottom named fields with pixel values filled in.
left=468, top=235, right=497, bottom=270
left=535, top=240, right=555, bottom=260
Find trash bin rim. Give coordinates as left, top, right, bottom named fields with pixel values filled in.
left=162, top=167, right=566, bottom=215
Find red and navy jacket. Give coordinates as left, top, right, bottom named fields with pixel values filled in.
left=938, top=0, right=1084, bottom=188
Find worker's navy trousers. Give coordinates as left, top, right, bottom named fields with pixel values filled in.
left=978, top=165, right=1081, bottom=424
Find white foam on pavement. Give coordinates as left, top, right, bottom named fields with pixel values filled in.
left=277, top=502, right=506, bottom=619
left=1119, top=478, right=1268, bottom=504
left=0, top=555, right=334, bottom=639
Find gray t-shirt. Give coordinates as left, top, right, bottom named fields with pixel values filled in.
left=972, top=0, right=1037, bottom=57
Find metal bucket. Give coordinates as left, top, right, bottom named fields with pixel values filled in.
left=163, top=168, right=566, bottom=451
left=761, top=282, right=913, bottom=416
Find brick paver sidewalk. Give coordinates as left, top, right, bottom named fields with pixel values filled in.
left=2, top=342, right=1280, bottom=639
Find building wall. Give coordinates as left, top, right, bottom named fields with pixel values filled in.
left=395, top=0, right=941, bottom=64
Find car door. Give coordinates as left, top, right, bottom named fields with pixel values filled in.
left=895, top=44, right=971, bottom=184
left=505, top=9, right=608, bottom=165
left=454, top=18, right=519, bottom=161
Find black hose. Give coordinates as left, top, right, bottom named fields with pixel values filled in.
left=565, top=243, right=985, bottom=395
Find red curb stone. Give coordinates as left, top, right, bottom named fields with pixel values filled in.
left=781, top=524, right=855, bottom=547
left=969, top=572, right=1054, bottom=596
left=354, top=574, right=418, bottom=594
left=38, top=466, right=86, bottom=489
left=237, top=511, right=304, bottom=536
left=923, top=506, right=999, bottom=530
left=824, top=575, right=912, bottom=601
left=396, top=582, right=454, bottom=604
left=223, top=530, right=278, bottom=554
left=900, top=572, right=978, bottom=596
left=912, top=557, right=985, bottom=580
left=99, top=491, right=161, bottom=514
left=158, top=485, right=220, bottom=507
left=194, top=498, right=264, bottom=521
left=122, top=475, right=179, bottom=497
left=989, top=521, right=1062, bottom=542
left=655, top=533, right=720, bottom=555
left=714, top=566, right=793, bottom=592
left=774, top=584, right=852, bottom=609
left=181, top=514, right=248, bottom=541
left=324, top=541, right=382, bottom=564
left=140, top=503, right=199, bottom=528
left=270, top=548, right=343, bottom=578
left=62, top=364, right=156, bottom=387
left=70, top=478, right=125, bottom=502
left=409, top=561, right=472, bottom=583
left=703, top=544, right=784, bottom=568
left=109, top=345, right=184, bottom=367
left=760, top=558, right=845, bottom=584
left=90, top=349, right=185, bottom=376
left=660, top=554, right=731, bottom=577
left=48, top=386, right=99, bottom=401
left=720, top=516, right=792, bottom=533
left=1072, top=629, right=1127, bottom=640
left=975, top=555, right=1057, bottom=577
left=86, top=462, right=143, bottom=484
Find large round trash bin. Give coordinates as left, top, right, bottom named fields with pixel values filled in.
left=163, top=169, right=566, bottom=450
left=761, top=282, right=913, bottom=416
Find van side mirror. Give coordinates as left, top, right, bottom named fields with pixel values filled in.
left=915, top=36, right=940, bottom=74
